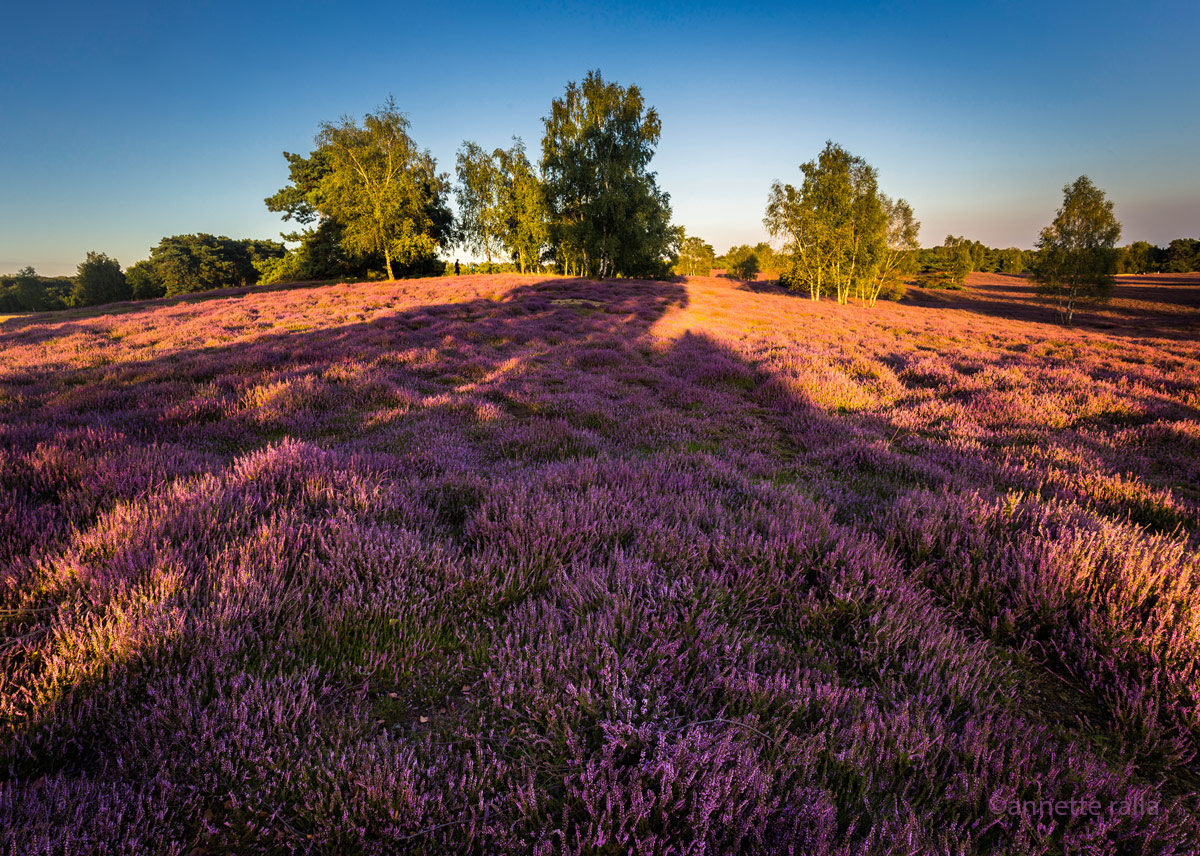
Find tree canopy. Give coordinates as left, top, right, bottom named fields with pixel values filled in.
left=494, top=139, right=548, bottom=274
left=675, top=235, right=715, bottom=277
left=765, top=141, right=903, bottom=305
left=146, top=234, right=284, bottom=296
left=455, top=141, right=505, bottom=268
left=541, top=70, right=677, bottom=278
left=71, top=252, right=130, bottom=307
left=1032, top=175, right=1122, bottom=324
left=267, top=97, right=452, bottom=282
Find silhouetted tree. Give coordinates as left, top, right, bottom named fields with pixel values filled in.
left=13, top=266, right=49, bottom=311
left=125, top=260, right=165, bottom=300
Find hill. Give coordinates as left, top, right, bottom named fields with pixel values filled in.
left=1, top=273, right=1199, bottom=852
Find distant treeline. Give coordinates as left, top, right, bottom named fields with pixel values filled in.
left=915, top=236, right=1200, bottom=282
left=0, top=235, right=285, bottom=312
left=669, top=234, right=1200, bottom=299
left=4, top=68, right=1199, bottom=314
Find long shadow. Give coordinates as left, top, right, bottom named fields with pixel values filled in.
left=2, top=271, right=1198, bottom=845
left=903, top=274, right=1200, bottom=341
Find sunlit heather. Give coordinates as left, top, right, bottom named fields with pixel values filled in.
left=2, top=270, right=1198, bottom=851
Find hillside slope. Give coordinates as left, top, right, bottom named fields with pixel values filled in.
left=1, top=273, right=1199, bottom=853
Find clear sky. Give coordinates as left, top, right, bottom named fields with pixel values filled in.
left=2, top=0, right=1197, bottom=275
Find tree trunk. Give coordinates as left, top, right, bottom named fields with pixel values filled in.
left=385, top=248, right=394, bottom=281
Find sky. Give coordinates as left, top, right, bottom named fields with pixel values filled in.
left=2, top=0, right=1197, bottom=275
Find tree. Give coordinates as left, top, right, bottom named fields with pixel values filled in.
left=455, top=141, right=505, bottom=269
left=675, top=235, right=715, bottom=276
left=764, top=141, right=887, bottom=304
left=495, top=139, right=549, bottom=274
left=1117, top=241, right=1159, bottom=274
left=147, top=234, right=284, bottom=296
left=71, top=252, right=130, bottom=307
left=721, top=245, right=760, bottom=281
left=921, top=235, right=974, bottom=288
left=125, top=260, right=165, bottom=300
left=269, top=97, right=452, bottom=282
left=996, top=247, right=1027, bottom=273
left=541, top=70, right=676, bottom=278
left=13, top=266, right=49, bottom=311
left=1164, top=238, right=1200, bottom=273
left=861, top=195, right=919, bottom=306
left=1032, top=175, right=1121, bottom=325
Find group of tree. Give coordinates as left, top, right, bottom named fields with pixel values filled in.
left=917, top=237, right=1029, bottom=287
left=454, top=139, right=547, bottom=274
left=1115, top=238, right=1200, bottom=274
left=127, top=234, right=285, bottom=299
left=0, top=269, right=73, bottom=313
left=266, top=71, right=678, bottom=283
left=764, top=141, right=920, bottom=307
left=1, top=235, right=286, bottom=313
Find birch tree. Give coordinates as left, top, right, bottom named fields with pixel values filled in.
left=541, top=70, right=675, bottom=278
left=300, top=97, right=451, bottom=281
left=1032, top=176, right=1121, bottom=324
left=455, top=141, right=505, bottom=268
left=765, top=141, right=889, bottom=304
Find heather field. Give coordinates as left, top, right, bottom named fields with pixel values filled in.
left=2, top=272, right=1200, bottom=854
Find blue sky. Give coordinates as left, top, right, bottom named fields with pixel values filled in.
left=2, top=0, right=1197, bottom=275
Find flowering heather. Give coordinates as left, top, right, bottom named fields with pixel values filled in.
left=1, top=271, right=1199, bottom=853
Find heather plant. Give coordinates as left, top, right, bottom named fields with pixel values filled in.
left=1, top=270, right=1199, bottom=852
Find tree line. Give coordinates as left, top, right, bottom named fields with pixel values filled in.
left=4, top=70, right=1198, bottom=317
left=1, top=236, right=285, bottom=312
left=262, top=71, right=676, bottom=285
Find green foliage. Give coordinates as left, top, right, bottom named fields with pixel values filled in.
left=455, top=140, right=505, bottom=266
left=494, top=139, right=549, bottom=274
left=1032, top=175, right=1122, bottom=325
left=996, top=247, right=1028, bottom=273
left=70, top=252, right=130, bottom=307
left=1164, top=238, right=1200, bottom=273
left=920, top=235, right=974, bottom=288
left=146, top=234, right=284, bottom=296
left=268, top=97, right=452, bottom=282
left=125, top=260, right=166, bottom=300
left=0, top=270, right=72, bottom=312
left=315, top=97, right=452, bottom=281
left=541, top=70, right=677, bottom=278
left=256, top=221, right=358, bottom=284
left=765, top=141, right=892, bottom=304
left=864, top=196, right=920, bottom=305
left=13, top=266, right=50, bottom=311
left=722, top=245, right=760, bottom=281
left=675, top=235, right=715, bottom=276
